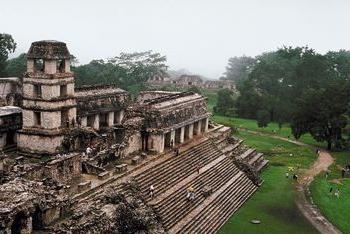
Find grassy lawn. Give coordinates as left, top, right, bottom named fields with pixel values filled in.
left=310, top=151, right=350, bottom=233
left=219, top=131, right=318, bottom=234
left=212, top=115, right=326, bottom=148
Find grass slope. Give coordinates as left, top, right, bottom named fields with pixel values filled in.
left=215, top=120, right=318, bottom=233
left=310, top=152, right=350, bottom=233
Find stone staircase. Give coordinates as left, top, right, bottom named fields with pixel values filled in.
left=132, top=133, right=264, bottom=234
left=133, top=140, right=222, bottom=201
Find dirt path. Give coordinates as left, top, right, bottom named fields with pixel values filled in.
left=239, top=128, right=342, bottom=234
left=295, top=150, right=341, bottom=234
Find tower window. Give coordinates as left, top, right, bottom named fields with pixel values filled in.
left=57, top=59, right=65, bottom=73
left=61, top=110, right=69, bottom=127
left=33, top=85, right=42, bottom=98
left=34, top=112, right=41, bottom=126
left=34, top=59, right=44, bottom=72
left=60, top=85, right=67, bottom=97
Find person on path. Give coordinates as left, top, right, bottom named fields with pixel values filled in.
left=170, top=139, right=174, bottom=148
left=197, top=165, right=201, bottom=174
left=149, top=185, right=155, bottom=198
left=334, top=189, right=340, bottom=198
left=187, top=186, right=195, bottom=201
left=175, top=148, right=179, bottom=156
left=285, top=172, right=289, bottom=178
left=325, top=171, right=329, bottom=179
left=341, top=168, right=346, bottom=178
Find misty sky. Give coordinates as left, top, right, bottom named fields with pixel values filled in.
left=1, top=0, right=350, bottom=78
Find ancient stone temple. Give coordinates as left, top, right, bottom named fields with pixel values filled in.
left=17, top=41, right=76, bottom=155
left=0, top=40, right=268, bottom=234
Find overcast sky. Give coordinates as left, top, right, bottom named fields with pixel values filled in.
left=1, top=0, right=349, bottom=78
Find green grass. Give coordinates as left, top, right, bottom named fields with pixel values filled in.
left=219, top=131, right=318, bottom=234
left=212, top=115, right=326, bottom=148
left=310, top=152, right=350, bottom=233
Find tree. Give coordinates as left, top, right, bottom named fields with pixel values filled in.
left=0, top=33, right=17, bottom=76
left=291, top=81, right=350, bottom=150
left=224, top=55, right=255, bottom=83
left=214, top=89, right=235, bottom=116
left=257, top=110, right=270, bottom=128
left=187, top=86, right=202, bottom=94
left=73, top=51, right=168, bottom=95
left=4, top=53, right=26, bottom=77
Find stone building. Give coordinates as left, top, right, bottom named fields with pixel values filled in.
left=17, top=41, right=76, bottom=155
left=0, top=106, right=22, bottom=151
left=0, top=77, right=22, bottom=106
left=172, top=74, right=203, bottom=87
left=0, top=40, right=267, bottom=234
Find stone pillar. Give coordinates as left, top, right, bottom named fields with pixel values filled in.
left=204, top=118, right=209, bottom=132
left=119, top=110, right=125, bottom=123
left=180, top=127, right=185, bottom=143
left=45, top=60, right=56, bottom=74
left=93, top=114, right=100, bottom=130
left=81, top=116, right=87, bottom=127
left=108, top=112, right=114, bottom=127
left=170, top=130, right=176, bottom=146
left=150, top=134, right=164, bottom=153
left=189, top=124, right=194, bottom=139
left=195, top=121, right=202, bottom=135
left=21, top=216, right=33, bottom=234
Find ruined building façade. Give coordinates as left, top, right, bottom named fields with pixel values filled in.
left=0, top=41, right=267, bottom=234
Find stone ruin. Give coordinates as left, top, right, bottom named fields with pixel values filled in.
left=0, top=40, right=268, bottom=233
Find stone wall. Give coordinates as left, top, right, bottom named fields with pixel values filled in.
left=17, top=134, right=64, bottom=154
left=137, top=91, right=179, bottom=103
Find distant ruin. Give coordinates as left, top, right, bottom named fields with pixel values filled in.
left=0, top=40, right=267, bottom=233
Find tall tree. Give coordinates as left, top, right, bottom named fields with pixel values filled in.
left=291, top=81, right=350, bottom=150
left=224, top=55, right=255, bottom=83
left=0, top=33, right=17, bottom=76
left=4, top=53, right=26, bottom=77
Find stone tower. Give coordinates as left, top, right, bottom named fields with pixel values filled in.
left=17, top=40, right=76, bottom=156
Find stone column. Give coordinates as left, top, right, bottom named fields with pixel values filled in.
left=21, top=216, right=33, bottom=234
left=204, top=118, right=209, bottom=132
left=180, top=126, right=185, bottom=143
left=195, top=120, right=202, bottom=135
left=93, top=114, right=100, bottom=130
left=81, top=116, right=87, bottom=127
left=189, top=124, right=194, bottom=139
left=170, top=130, right=176, bottom=146
left=108, top=112, right=114, bottom=127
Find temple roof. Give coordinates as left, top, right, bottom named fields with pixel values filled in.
left=27, top=40, right=70, bottom=59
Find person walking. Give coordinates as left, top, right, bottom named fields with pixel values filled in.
left=149, top=185, right=155, bottom=199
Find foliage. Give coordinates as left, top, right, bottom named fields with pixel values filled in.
left=0, top=33, right=17, bottom=76
left=291, top=81, right=350, bottom=150
left=4, top=53, right=26, bottom=77
left=224, top=55, right=255, bottom=83
left=187, top=85, right=202, bottom=94
left=257, top=109, right=270, bottom=128
left=73, top=51, right=167, bottom=95
left=231, top=46, right=350, bottom=149
left=214, top=89, right=235, bottom=117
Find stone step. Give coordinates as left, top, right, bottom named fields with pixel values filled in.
left=134, top=140, right=212, bottom=184
left=158, top=159, right=239, bottom=229
left=168, top=171, right=246, bottom=234
left=239, top=148, right=256, bottom=161
left=179, top=175, right=256, bottom=234
left=142, top=150, right=222, bottom=199
left=256, top=159, right=269, bottom=172
left=248, top=152, right=264, bottom=165
left=136, top=142, right=222, bottom=196
left=195, top=179, right=257, bottom=234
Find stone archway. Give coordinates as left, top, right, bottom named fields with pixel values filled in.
left=11, top=211, right=32, bottom=234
